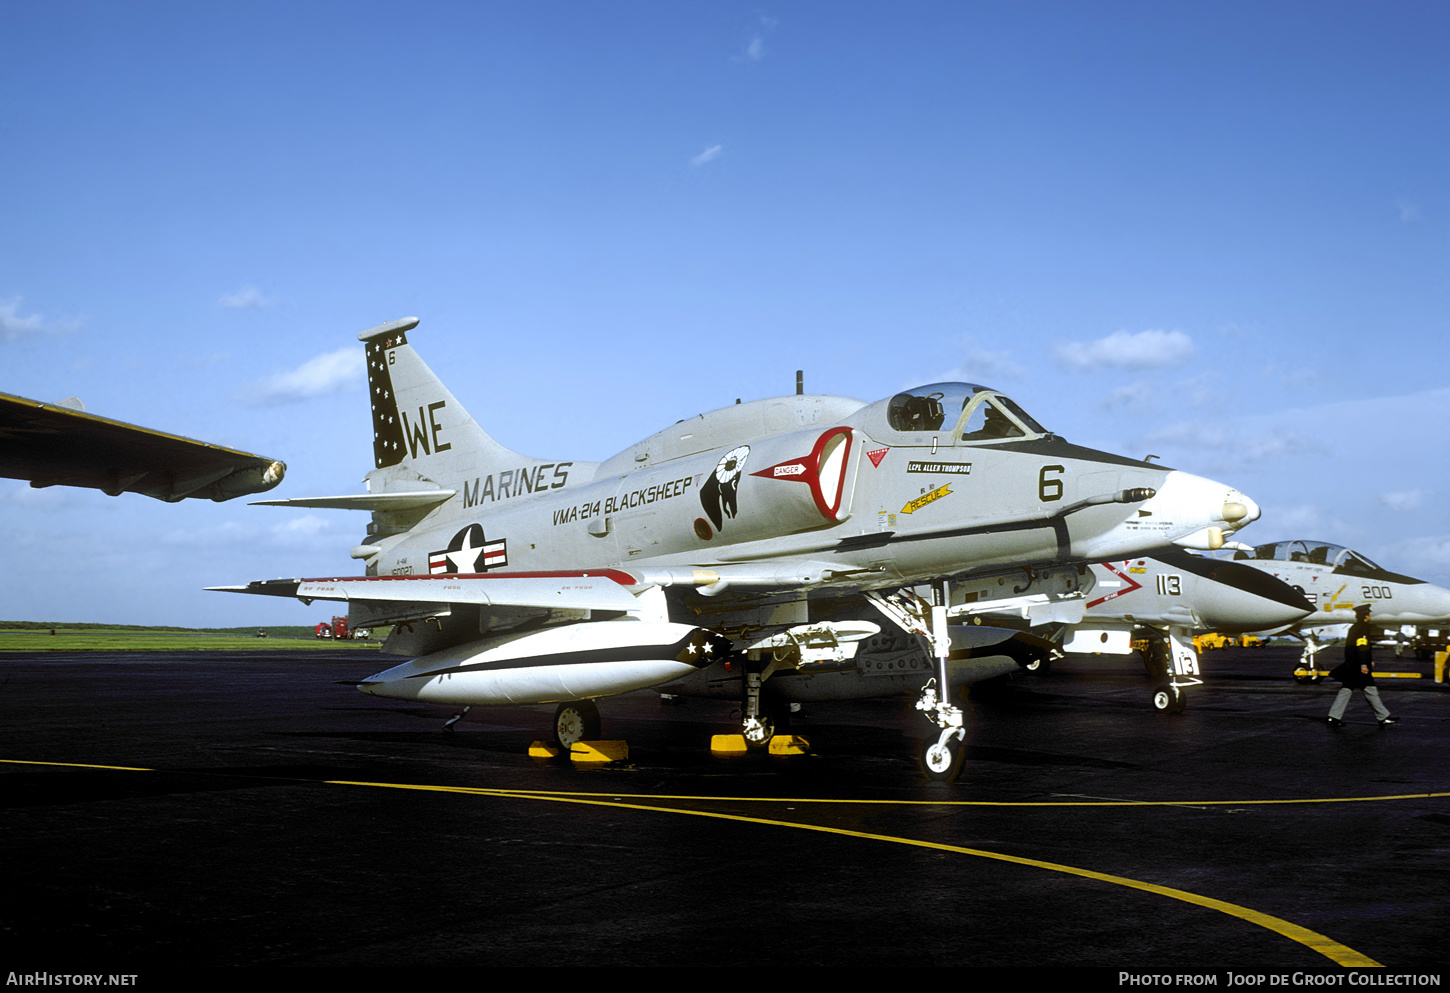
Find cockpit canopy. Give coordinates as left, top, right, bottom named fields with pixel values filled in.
left=883, top=383, right=1048, bottom=443
left=1238, top=540, right=1383, bottom=575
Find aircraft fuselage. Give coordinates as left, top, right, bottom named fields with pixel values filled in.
left=368, top=389, right=1255, bottom=605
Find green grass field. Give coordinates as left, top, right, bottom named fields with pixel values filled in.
left=0, top=622, right=388, bottom=652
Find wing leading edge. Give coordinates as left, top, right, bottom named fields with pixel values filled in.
left=210, top=571, right=645, bottom=612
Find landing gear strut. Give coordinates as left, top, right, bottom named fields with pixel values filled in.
left=1294, top=635, right=1325, bottom=684
left=1142, top=626, right=1201, bottom=713
left=916, top=581, right=966, bottom=782
left=739, top=656, right=790, bottom=749
left=869, top=584, right=969, bottom=782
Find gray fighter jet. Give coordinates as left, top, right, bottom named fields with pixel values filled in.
left=1216, top=540, right=1450, bottom=679
left=216, top=317, right=1261, bottom=780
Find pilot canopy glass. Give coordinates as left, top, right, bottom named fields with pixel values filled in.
left=1242, top=540, right=1384, bottom=575
left=885, top=383, right=1047, bottom=444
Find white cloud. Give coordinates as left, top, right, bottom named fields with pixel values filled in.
left=690, top=144, right=723, bottom=167
left=1367, top=534, right=1450, bottom=591
left=220, top=286, right=271, bottom=309
left=1, top=297, right=75, bottom=340
left=1266, top=503, right=1332, bottom=535
left=1124, top=416, right=1333, bottom=484
left=1055, top=329, right=1195, bottom=371
left=1101, top=371, right=1219, bottom=413
left=272, top=514, right=331, bottom=537
left=927, top=341, right=1025, bottom=386
left=735, top=14, right=777, bottom=62
left=267, top=514, right=347, bottom=550
left=1389, top=535, right=1450, bottom=566
left=0, top=479, right=97, bottom=509
left=1378, top=489, right=1427, bottom=512
left=245, top=347, right=365, bottom=404
left=160, top=520, right=256, bottom=547
left=1102, top=381, right=1155, bottom=411
left=1395, top=197, right=1420, bottom=223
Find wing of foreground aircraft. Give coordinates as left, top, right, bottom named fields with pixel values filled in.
left=0, top=391, right=285, bottom=502
left=216, top=316, right=1262, bottom=781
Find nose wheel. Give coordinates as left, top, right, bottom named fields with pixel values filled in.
left=920, top=731, right=965, bottom=782
left=1151, top=685, right=1187, bottom=714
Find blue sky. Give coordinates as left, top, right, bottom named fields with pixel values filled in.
left=3, top=1, right=1447, bottom=627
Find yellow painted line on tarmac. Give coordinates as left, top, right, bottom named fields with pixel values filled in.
left=5, top=757, right=1446, bottom=808
left=1296, top=669, right=1426, bottom=678
left=332, top=784, right=1450, bottom=807
left=324, top=777, right=1381, bottom=968
left=0, top=758, right=155, bottom=772
left=5, top=757, right=1423, bottom=966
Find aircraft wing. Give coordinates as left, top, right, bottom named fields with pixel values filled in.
left=0, top=391, right=285, bottom=502
left=211, top=571, right=644, bottom=613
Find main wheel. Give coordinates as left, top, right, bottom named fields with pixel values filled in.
left=1151, top=686, right=1186, bottom=714
left=921, top=737, right=965, bottom=782
left=553, top=700, right=601, bottom=748
left=741, top=714, right=775, bottom=749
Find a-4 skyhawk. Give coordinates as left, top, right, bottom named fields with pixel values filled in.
left=216, top=317, right=1261, bottom=781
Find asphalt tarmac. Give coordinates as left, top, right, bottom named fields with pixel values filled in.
left=0, top=645, right=1445, bottom=977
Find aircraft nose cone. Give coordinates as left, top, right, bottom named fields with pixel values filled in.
left=1197, top=561, right=1314, bottom=629
left=1221, top=491, right=1260, bottom=528
left=1158, top=473, right=1262, bottom=550
left=1425, top=585, right=1450, bottom=624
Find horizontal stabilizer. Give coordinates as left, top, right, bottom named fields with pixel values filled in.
left=249, top=490, right=455, bottom=511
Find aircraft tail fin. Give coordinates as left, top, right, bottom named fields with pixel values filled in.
left=360, top=318, right=584, bottom=507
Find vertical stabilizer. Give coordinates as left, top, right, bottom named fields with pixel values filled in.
left=359, top=318, right=589, bottom=510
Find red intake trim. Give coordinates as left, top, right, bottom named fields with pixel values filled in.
left=1085, top=562, right=1144, bottom=609
left=749, top=427, right=854, bottom=521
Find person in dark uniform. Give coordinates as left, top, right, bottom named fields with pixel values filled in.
left=1326, top=604, right=1397, bottom=727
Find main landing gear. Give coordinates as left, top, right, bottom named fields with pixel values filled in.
left=739, top=656, right=800, bottom=750
left=553, top=700, right=601, bottom=748
left=741, top=712, right=775, bottom=749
